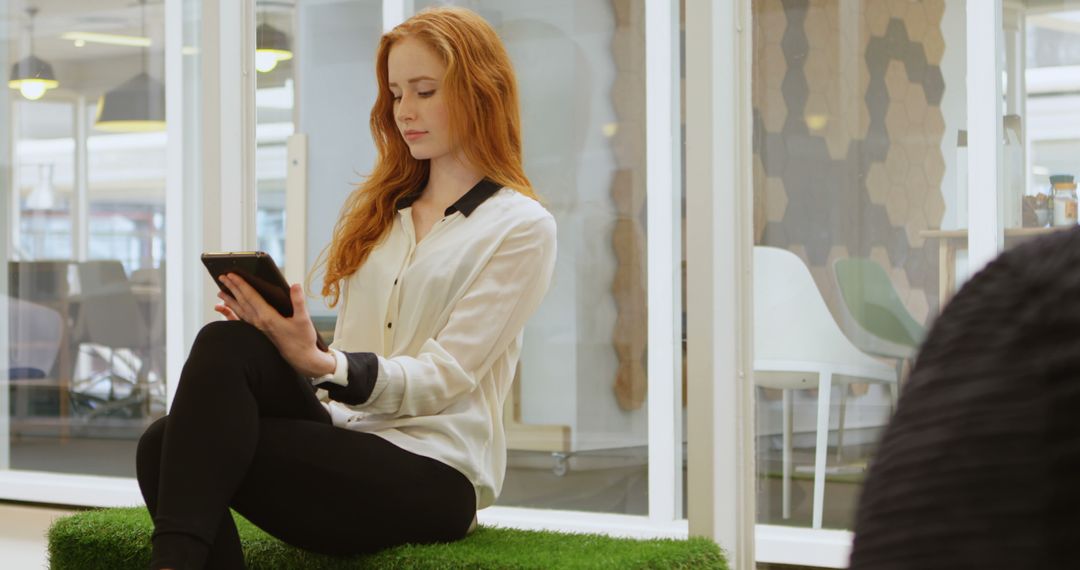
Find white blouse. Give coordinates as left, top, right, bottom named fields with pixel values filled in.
left=317, top=183, right=556, bottom=509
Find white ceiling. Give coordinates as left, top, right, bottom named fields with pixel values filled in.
left=5, top=1, right=161, bottom=62
left=5, top=0, right=294, bottom=63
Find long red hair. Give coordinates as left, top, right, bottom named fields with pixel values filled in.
left=317, top=6, right=537, bottom=307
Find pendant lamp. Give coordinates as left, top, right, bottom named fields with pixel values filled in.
left=95, top=0, right=165, bottom=132
left=255, top=19, right=293, bottom=73
left=8, top=8, right=59, bottom=101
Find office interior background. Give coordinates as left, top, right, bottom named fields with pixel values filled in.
left=0, top=0, right=1070, bottom=567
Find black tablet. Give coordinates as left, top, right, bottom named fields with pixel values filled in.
left=201, top=251, right=329, bottom=352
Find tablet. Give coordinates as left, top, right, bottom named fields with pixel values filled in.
left=202, top=251, right=329, bottom=352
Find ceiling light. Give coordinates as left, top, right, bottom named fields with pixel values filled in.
left=8, top=8, right=60, bottom=101
left=9, top=55, right=58, bottom=100
left=95, top=72, right=165, bottom=132
left=61, top=31, right=151, bottom=48
left=255, top=22, right=293, bottom=73
left=94, top=0, right=165, bottom=132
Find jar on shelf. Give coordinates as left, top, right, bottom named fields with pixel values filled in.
left=1052, top=177, right=1077, bottom=227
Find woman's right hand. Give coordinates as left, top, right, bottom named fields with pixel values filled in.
left=214, top=295, right=241, bottom=320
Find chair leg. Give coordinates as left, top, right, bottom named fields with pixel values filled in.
left=812, top=372, right=833, bottom=530
left=782, top=389, right=792, bottom=520
left=107, top=347, right=117, bottom=400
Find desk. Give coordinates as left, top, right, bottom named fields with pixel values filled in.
left=921, top=226, right=1067, bottom=303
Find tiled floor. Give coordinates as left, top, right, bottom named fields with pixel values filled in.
left=0, top=502, right=77, bottom=569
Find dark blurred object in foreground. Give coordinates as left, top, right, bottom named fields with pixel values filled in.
left=849, top=226, right=1080, bottom=569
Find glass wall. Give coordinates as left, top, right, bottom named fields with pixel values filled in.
left=416, top=0, right=655, bottom=515
left=1025, top=3, right=1080, bottom=237
left=751, top=0, right=963, bottom=531
left=254, top=1, right=295, bottom=266
left=260, top=0, right=667, bottom=515
left=4, top=1, right=173, bottom=478
left=290, top=0, right=383, bottom=336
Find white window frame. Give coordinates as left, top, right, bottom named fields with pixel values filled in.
left=968, top=0, right=1005, bottom=273
left=684, top=0, right=757, bottom=568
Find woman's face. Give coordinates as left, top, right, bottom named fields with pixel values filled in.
left=387, top=36, right=454, bottom=162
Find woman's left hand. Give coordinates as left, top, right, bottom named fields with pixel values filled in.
left=216, top=273, right=336, bottom=378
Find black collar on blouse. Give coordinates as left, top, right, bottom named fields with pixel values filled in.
left=395, top=178, right=502, bottom=217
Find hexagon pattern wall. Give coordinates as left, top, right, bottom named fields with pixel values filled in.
left=753, top=0, right=946, bottom=323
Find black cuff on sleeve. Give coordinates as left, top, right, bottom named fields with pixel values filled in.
left=319, top=351, right=379, bottom=405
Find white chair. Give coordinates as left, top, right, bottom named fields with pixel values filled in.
left=753, top=246, right=897, bottom=529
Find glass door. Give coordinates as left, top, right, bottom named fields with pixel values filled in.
left=256, top=0, right=686, bottom=525
left=750, top=0, right=967, bottom=564
left=4, top=0, right=168, bottom=479
left=0, top=0, right=201, bottom=505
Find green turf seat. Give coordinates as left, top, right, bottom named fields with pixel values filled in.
left=48, top=507, right=727, bottom=569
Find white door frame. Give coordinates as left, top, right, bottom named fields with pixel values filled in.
left=685, top=0, right=757, bottom=568
left=645, top=0, right=684, bottom=525
left=968, top=0, right=1005, bottom=274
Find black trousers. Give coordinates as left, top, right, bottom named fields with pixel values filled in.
left=135, top=321, right=475, bottom=569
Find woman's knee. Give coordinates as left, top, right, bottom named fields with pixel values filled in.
left=135, top=416, right=168, bottom=482
left=192, top=320, right=275, bottom=360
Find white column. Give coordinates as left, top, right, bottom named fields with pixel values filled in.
left=73, top=96, right=88, bottom=261
left=284, top=134, right=308, bottom=285
left=200, top=0, right=257, bottom=328
left=165, top=0, right=186, bottom=409
left=685, top=0, right=755, bottom=566
left=202, top=0, right=256, bottom=255
left=966, top=0, right=1004, bottom=274
left=646, top=0, right=682, bottom=523
left=219, top=0, right=257, bottom=251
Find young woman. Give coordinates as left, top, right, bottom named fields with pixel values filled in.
left=135, top=7, right=556, bottom=569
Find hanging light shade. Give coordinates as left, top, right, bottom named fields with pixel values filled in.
left=9, top=54, right=59, bottom=101
left=9, top=8, right=59, bottom=101
left=94, top=0, right=164, bottom=132
left=94, top=71, right=165, bottom=132
left=255, top=22, right=293, bottom=73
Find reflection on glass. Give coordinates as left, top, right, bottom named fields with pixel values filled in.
left=258, top=0, right=660, bottom=516
left=752, top=0, right=959, bottom=530
left=255, top=3, right=295, bottom=270
left=1027, top=5, right=1080, bottom=236
left=412, top=0, right=653, bottom=515
left=16, top=101, right=74, bottom=261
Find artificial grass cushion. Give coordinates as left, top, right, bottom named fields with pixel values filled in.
left=48, top=507, right=727, bottom=569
